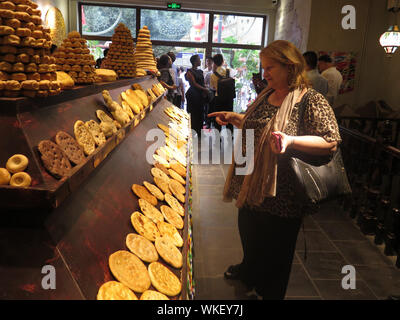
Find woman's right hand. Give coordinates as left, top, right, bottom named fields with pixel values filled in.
left=207, top=112, right=233, bottom=126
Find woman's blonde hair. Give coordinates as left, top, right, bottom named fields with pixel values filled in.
left=260, top=40, right=310, bottom=90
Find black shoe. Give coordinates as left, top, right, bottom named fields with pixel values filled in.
left=224, top=264, right=243, bottom=280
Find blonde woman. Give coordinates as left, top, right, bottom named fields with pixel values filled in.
left=208, top=40, right=341, bottom=300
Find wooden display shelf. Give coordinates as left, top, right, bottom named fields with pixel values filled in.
left=0, top=77, right=165, bottom=210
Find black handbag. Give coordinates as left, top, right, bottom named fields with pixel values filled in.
left=287, top=94, right=352, bottom=204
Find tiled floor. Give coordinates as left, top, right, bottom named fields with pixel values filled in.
left=191, top=134, right=400, bottom=300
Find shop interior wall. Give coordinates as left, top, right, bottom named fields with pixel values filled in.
left=36, top=0, right=69, bottom=31
left=67, top=0, right=276, bottom=45
left=306, top=0, right=400, bottom=111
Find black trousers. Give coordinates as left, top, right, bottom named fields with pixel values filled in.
left=238, top=207, right=302, bottom=299
left=212, top=95, right=233, bottom=133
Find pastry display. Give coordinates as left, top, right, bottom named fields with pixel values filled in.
left=130, top=211, right=160, bottom=242
left=0, top=1, right=60, bottom=97
left=97, top=281, right=138, bottom=300
left=101, top=23, right=135, bottom=79
left=154, top=176, right=172, bottom=196
left=108, top=250, right=151, bottom=293
left=157, top=221, right=183, bottom=248
left=169, top=169, right=186, bottom=186
left=53, top=30, right=96, bottom=84
left=125, top=233, right=158, bottom=263
left=102, top=89, right=130, bottom=127
left=148, top=262, right=181, bottom=297
left=168, top=179, right=185, bottom=203
left=133, top=26, right=158, bottom=75
left=164, top=193, right=184, bottom=217
left=143, top=181, right=164, bottom=201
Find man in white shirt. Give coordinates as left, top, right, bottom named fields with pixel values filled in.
left=303, top=51, right=328, bottom=98
left=318, top=55, right=343, bottom=106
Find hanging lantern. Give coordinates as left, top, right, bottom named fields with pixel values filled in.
left=379, top=25, right=400, bottom=55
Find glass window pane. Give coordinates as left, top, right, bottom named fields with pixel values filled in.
left=153, top=46, right=206, bottom=68
left=212, top=48, right=261, bottom=112
left=86, top=40, right=111, bottom=67
left=82, top=5, right=136, bottom=38
left=212, top=15, right=263, bottom=45
left=141, top=10, right=209, bottom=42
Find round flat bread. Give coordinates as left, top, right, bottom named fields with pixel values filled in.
left=138, top=198, right=164, bottom=224
left=168, top=180, right=185, bottom=203
left=160, top=205, right=184, bottom=230
left=143, top=181, right=164, bottom=201
left=157, top=221, right=183, bottom=247
left=126, top=233, right=158, bottom=263
left=108, top=250, right=151, bottom=293
left=97, top=281, right=138, bottom=300
left=154, top=176, right=171, bottom=196
left=155, top=236, right=183, bottom=269
left=85, top=120, right=106, bottom=146
left=74, top=120, right=96, bottom=155
left=169, top=170, right=186, bottom=187
left=164, top=194, right=184, bottom=217
left=170, top=161, right=186, bottom=177
left=151, top=167, right=170, bottom=182
left=140, top=290, right=169, bottom=300
left=55, top=131, right=86, bottom=165
left=38, top=140, right=72, bottom=178
left=156, top=148, right=169, bottom=162
left=132, top=184, right=157, bottom=206
left=148, top=262, right=181, bottom=297
left=131, top=211, right=160, bottom=242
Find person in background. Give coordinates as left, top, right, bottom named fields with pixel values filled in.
left=210, top=53, right=234, bottom=134
left=303, top=51, right=328, bottom=98
left=96, top=48, right=108, bottom=69
left=167, top=51, right=180, bottom=107
left=208, top=40, right=341, bottom=300
left=203, top=56, right=214, bottom=128
left=185, top=54, right=209, bottom=137
left=318, top=54, right=343, bottom=106
left=175, top=67, right=185, bottom=109
left=158, top=54, right=177, bottom=104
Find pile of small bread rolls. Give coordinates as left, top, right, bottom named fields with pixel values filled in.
left=0, top=154, right=31, bottom=187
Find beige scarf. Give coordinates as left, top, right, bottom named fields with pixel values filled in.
left=223, top=87, right=307, bottom=208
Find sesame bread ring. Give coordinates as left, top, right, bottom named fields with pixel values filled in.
left=10, top=172, right=31, bottom=187
left=6, top=154, right=29, bottom=173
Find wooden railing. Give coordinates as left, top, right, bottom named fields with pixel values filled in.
left=339, top=126, right=400, bottom=268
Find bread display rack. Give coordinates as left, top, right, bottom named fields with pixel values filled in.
left=0, top=75, right=194, bottom=300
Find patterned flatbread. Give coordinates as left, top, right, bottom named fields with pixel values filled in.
left=143, top=181, right=164, bottom=201
left=160, top=205, right=184, bottom=230
left=130, top=211, right=160, bottom=242
left=138, top=198, right=164, bottom=224
left=38, top=140, right=72, bottom=178
left=108, top=250, right=151, bottom=293
left=55, top=131, right=85, bottom=165
left=151, top=167, right=170, bottom=182
left=168, top=180, right=185, bottom=203
left=154, top=176, right=171, bottom=195
left=74, top=120, right=96, bottom=155
left=164, top=194, right=184, bottom=217
left=97, top=281, right=138, bottom=300
left=157, top=221, right=183, bottom=247
left=170, top=162, right=186, bottom=177
left=85, top=120, right=106, bottom=146
left=168, top=169, right=186, bottom=186
left=126, top=233, right=158, bottom=263
left=132, top=184, right=157, bottom=206
left=148, top=262, right=181, bottom=297
left=155, top=236, right=183, bottom=269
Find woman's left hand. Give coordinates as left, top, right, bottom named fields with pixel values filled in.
left=270, top=131, right=293, bottom=154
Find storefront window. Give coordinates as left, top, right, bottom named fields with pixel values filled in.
left=212, top=48, right=261, bottom=112
left=86, top=40, right=111, bottom=62
left=153, top=46, right=205, bottom=69
left=212, top=14, right=263, bottom=45
left=81, top=5, right=136, bottom=38
left=141, top=10, right=209, bottom=42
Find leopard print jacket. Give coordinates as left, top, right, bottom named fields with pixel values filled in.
left=227, top=89, right=342, bottom=218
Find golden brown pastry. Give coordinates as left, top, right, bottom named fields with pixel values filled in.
left=1, top=53, right=16, bottom=63
left=21, top=80, right=39, bottom=90
left=21, top=21, right=35, bottom=30
left=0, top=25, right=14, bottom=35
left=31, top=30, right=42, bottom=39
left=0, top=168, right=11, bottom=185
left=10, top=172, right=31, bottom=187
left=0, top=2, right=16, bottom=10
left=38, top=80, right=50, bottom=90
left=6, top=154, right=28, bottom=173
left=5, top=80, right=21, bottom=91
left=16, top=53, right=29, bottom=63
left=25, top=63, right=37, bottom=73
left=20, top=36, right=35, bottom=47
left=30, top=15, right=41, bottom=25
left=4, top=18, right=21, bottom=29
left=15, top=27, right=31, bottom=37
left=3, top=34, right=20, bottom=45
left=12, top=62, right=24, bottom=72
left=11, top=73, right=26, bottom=81
left=14, top=11, right=30, bottom=23
left=0, top=61, right=12, bottom=72
left=27, top=72, right=40, bottom=81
